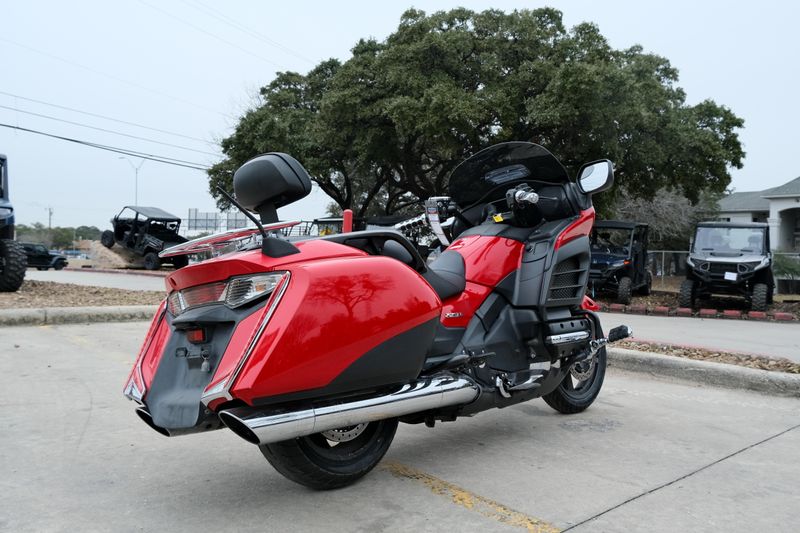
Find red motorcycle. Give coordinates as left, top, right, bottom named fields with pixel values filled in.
left=124, top=142, right=631, bottom=489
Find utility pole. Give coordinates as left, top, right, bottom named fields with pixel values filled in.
left=47, top=207, right=53, bottom=230
left=119, top=157, right=146, bottom=205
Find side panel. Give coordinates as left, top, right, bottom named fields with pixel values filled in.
left=440, top=282, right=492, bottom=328
left=231, top=255, right=441, bottom=404
left=448, top=235, right=525, bottom=287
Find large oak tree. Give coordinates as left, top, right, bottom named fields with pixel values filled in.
left=208, top=7, right=744, bottom=217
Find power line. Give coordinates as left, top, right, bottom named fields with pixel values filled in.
left=0, top=37, right=234, bottom=119
left=0, top=90, right=216, bottom=145
left=0, top=122, right=211, bottom=171
left=0, top=104, right=221, bottom=157
left=137, top=0, right=287, bottom=70
left=182, top=0, right=316, bottom=65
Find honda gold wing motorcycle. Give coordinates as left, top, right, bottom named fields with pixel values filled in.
left=124, top=142, right=632, bottom=489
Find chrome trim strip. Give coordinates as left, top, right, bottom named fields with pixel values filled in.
left=545, top=331, right=590, bottom=345
left=219, top=373, right=480, bottom=445
left=201, top=272, right=291, bottom=407
left=132, top=306, right=166, bottom=402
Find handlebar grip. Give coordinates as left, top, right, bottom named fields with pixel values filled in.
left=607, top=325, right=632, bottom=343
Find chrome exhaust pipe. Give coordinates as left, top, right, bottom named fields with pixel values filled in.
left=218, top=373, right=479, bottom=445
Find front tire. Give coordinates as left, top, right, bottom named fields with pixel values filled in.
left=751, top=283, right=769, bottom=312
left=260, top=418, right=398, bottom=490
left=617, top=276, right=632, bottom=305
left=100, top=230, right=115, bottom=248
left=678, top=279, right=696, bottom=308
left=543, top=346, right=607, bottom=414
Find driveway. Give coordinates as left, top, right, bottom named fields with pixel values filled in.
left=600, top=312, right=800, bottom=362
left=1, top=321, right=797, bottom=532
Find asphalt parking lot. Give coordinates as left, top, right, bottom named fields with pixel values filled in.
left=1, top=321, right=798, bottom=532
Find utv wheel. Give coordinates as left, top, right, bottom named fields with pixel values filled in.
left=100, top=230, right=115, bottom=248
left=678, top=279, right=696, bottom=308
left=751, top=283, right=769, bottom=312
left=616, top=276, right=632, bottom=305
left=143, top=252, right=161, bottom=270
left=54, top=260, right=66, bottom=271
left=171, top=255, right=189, bottom=269
left=639, top=271, right=652, bottom=296
left=0, top=239, right=27, bottom=292
left=543, top=346, right=607, bottom=414
left=260, top=418, right=398, bottom=490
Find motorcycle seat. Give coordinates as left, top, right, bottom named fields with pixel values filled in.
left=422, top=250, right=466, bottom=301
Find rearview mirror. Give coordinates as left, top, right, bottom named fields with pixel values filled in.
left=577, top=160, right=614, bottom=194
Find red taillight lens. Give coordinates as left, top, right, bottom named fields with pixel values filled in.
left=167, top=281, right=227, bottom=316
left=186, top=328, right=206, bottom=344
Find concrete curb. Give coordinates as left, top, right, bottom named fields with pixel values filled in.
left=608, top=347, right=800, bottom=398
left=65, top=267, right=169, bottom=277
left=0, top=305, right=158, bottom=327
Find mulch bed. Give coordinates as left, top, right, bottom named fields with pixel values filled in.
left=0, top=280, right=164, bottom=309
left=594, top=290, right=800, bottom=319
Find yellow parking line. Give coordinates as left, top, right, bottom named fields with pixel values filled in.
left=383, top=461, right=560, bottom=533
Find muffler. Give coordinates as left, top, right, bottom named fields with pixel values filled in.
left=218, top=373, right=479, bottom=445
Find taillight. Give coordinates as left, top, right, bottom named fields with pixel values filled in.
left=167, top=272, right=287, bottom=316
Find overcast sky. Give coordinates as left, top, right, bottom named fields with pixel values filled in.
left=2, top=0, right=797, bottom=231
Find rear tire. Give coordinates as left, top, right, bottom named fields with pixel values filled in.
left=143, top=252, right=161, bottom=270
left=751, top=283, right=769, bottom=312
left=101, top=230, right=115, bottom=248
left=260, top=418, right=398, bottom=490
left=617, top=276, right=632, bottom=305
left=639, top=271, right=652, bottom=295
left=543, top=347, right=607, bottom=414
left=678, top=279, right=695, bottom=308
left=54, top=260, right=66, bottom=271
left=0, top=239, right=27, bottom=292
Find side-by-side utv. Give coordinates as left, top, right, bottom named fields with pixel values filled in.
left=101, top=206, right=189, bottom=270
left=589, top=221, right=651, bottom=304
left=679, top=221, right=773, bottom=311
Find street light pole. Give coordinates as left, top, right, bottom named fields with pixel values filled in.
left=118, top=157, right=145, bottom=205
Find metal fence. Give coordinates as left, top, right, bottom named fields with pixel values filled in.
left=648, top=250, right=800, bottom=293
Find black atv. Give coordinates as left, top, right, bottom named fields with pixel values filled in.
left=0, top=154, right=26, bottom=292
left=21, top=242, right=68, bottom=270
left=101, top=206, right=189, bottom=270
left=589, top=221, right=652, bottom=304
left=679, top=221, right=773, bottom=311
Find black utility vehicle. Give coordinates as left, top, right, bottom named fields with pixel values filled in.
left=21, top=243, right=68, bottom=270
left=589, top=221, right=651, bottom=304
left=101, top=206, right=188, bottom=270
left=679, top=221, right=773, bottom=311
left=0, top=154, right=26, bottom=292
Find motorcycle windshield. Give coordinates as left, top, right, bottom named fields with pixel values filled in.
left=448, top=142, right=570, bottom=207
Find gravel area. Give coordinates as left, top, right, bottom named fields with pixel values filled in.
left=0, top=280, right=164, bottom=309
left=618, top=339, right=800, bottom=374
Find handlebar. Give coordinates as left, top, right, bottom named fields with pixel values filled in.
left=514, top=189, right=539, bottom=205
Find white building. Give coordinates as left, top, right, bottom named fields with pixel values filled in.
left=718, top=176, right=800, bottom=251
